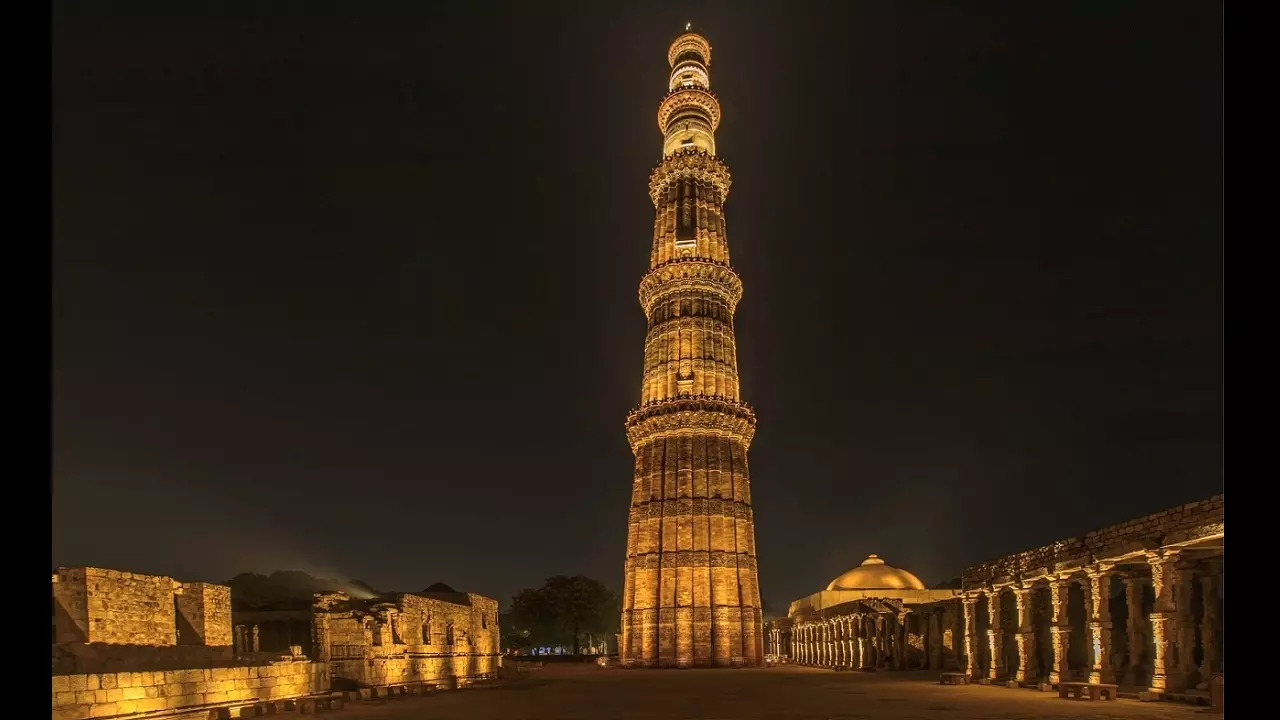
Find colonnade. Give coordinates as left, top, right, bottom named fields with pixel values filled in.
left=961, top=549, right=1222, bottom=692
left=786, top=610, right=912, bottom=670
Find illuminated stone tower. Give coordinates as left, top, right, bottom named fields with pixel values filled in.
left=619, top=28, right=763, bottom=668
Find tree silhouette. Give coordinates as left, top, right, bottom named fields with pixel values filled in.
left=508, top=575, right=618, bottom=654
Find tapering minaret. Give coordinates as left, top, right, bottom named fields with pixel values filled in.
left=619, top=28, right=763, bottom=668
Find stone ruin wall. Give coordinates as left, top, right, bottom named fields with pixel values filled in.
left=175, top=582, right=233, bottom=647
left=52, top=660, right=326, bottom=720
left=961, top=494, right=1224, bottom=589
left=318, top=591, right=501, bottom=690
left=52, top=567, right=328, bottom=720
left=54, top=568, right=178, bottom=646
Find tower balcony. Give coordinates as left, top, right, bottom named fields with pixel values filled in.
left=638, top=256, right=743, bottom=315
left=649, top=148, right=731, bottom=207
left=624, top=395, right=757, bottom=451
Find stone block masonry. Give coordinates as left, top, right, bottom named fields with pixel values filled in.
left=51, top=658, right=327, bottom=720
left=314, top=590, right=502, bottom=690
left=175, top=582, right=232, bottom=647
left=54, top=568, right=180, bottom=646
left=51, top=566, right=503, bottom=718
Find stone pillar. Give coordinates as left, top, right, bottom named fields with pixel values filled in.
left=1086, top=566, right=1114, bottom=684
left=870, top=614, right=880, bottom=671
left=1147, top=550, right=1182, bottom=692
left=311, top=611, right=331, bottom=663
left=1012, top=585, right=1036, bottom=684
left=1048, top=576, right=1070, bottom=684
left=901, top=609, right=911, bottom=666
left=1121, top=575, right=1145, bottom=685
left=820, top=622, right=828, bottom=666
left=1199, top=573, right=1216, bottom=678
left=986, top=590, right=1004, bottom=681
left=835, top=619, right=844, bottom=668
left=821, top=622, right=828, bottom=666
left=829, top=617, right=839, bottom=666
left=1175, top=563, right=1197, bottom=687
left=928, top=610, right=941, bottom=670
left=962, top=594, right=980, bottom=678
left=251, top=625, right=261, bottom=653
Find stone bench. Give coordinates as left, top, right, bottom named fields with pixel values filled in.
left=939, top=672, right=970, bottom=685
left=1059, top=681, right=1118, bottom=701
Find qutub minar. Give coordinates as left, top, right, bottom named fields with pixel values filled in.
left=619, top=28, right=764, bottom=668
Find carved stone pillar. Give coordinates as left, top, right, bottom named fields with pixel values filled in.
left=962, top=594, right=980, bottom=678
left=1048, top=576, right=1070, bottom=684
left=825, top=621, right=833, bottom=666
left=927, top=610, right=941, bottom=670
left=815, top=623, right=822, bottom=666
left=841, top=617, right=851, bottom=668
left=1120, top=575, right=1145, bottom=685
left=1147, top=550, right=1182, bottom=692
left=1086, top=566, right=1115, bottom=684
left=873, top=615, right=885, bottom=669
left=1012, top=585, right=1036, bottom=683
left=860, top=615, right=873, bottom=670
left=846, top=617, right=856, bottom=668
left=251, top=624, right=260, bottom=652
left=1175, top=563, right=1198, bottom=686
left=986, top=590, right=1004, bottom=681
left=824, top=621, right=833, bottom=667
left=1199, top=573, right=1216, bottom=678
left=896, top=611, right=910, bottom=670
left=888, top=614, right=900, bottom=670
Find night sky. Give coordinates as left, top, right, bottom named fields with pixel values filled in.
left=53, top=1, right=1222, bottom=613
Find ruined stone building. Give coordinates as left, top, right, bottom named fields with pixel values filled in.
left=52, top=567, right=326, bottom=720
left=310, top=588, right=500, bottom=691
left=772, top=494, right=1224, bottom=699
left=51, top=566, right=500, bottom=720
left=619, top=27, right=765, bottom=669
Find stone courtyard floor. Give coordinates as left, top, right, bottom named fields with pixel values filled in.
left=337, top=664, right=1211, bottom=720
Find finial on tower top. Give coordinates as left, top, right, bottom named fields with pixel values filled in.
left=686, top=22, right=692, bottom=31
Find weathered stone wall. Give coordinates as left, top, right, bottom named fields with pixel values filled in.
left=51, top=658, right=327, bottom=720
left=54, top=568, right=179, bottom=646
left=315, top=591, right=501, bottom=689
left=175, top=582, right=233, bottom=646
left=962, top=494, right=1224, bottom=589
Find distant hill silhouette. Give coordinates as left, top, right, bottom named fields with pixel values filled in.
left=422, top=582, right=457, bottom=593
left=226, top=570, right=380, bottom=610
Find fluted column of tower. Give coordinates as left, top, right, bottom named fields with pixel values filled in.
left=619, top=29, right=763, bottom=669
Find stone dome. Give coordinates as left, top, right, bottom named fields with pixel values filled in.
left=825, top=554, right=926, bottom=592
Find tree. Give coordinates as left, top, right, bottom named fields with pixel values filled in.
left=508, top=575, right=619, bottom=654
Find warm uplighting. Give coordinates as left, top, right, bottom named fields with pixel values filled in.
left=618, top=29, right=763, bottom=669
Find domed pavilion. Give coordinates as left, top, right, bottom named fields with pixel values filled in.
left=767, top=554, right=962, bottom=672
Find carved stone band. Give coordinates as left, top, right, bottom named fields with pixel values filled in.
left=639, top=258, right=743, bottom=315
left=625, top=397, right=757, bottom=450
left=649, top=148, right=732, bottom=207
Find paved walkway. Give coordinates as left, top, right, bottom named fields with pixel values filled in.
left=337, top=664, right=1209, bottom=720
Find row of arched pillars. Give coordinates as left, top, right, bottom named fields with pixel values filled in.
left=787, top=612, right=908, bottom=670
left=961, top=551, right=1222, bottom=691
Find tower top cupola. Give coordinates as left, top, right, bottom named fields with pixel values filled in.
left=660, top=29, right=719, bottom=156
